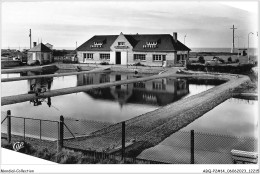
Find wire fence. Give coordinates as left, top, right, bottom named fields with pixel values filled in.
left=1, top=112, right=59, bottom=141
left=63, top=118, right=112, bottom=139
left=1, top=110, right=258, bottom=164
left=138, top=130, right=258, bottom=164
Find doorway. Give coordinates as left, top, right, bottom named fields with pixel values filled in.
left=116, top=52, right=121, bottom=64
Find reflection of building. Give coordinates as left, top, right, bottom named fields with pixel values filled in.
left=77, top=32, right=191, bottom=66
left=77, top=72, right=135, bottom=86
left=128, top=78, right=189, bottom=106
left=77, top=73, right=190, bottom=106
left=26, top=71, right=53, bottom=106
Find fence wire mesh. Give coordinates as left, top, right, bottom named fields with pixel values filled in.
left=63, top=118, right=113, bottom=139
left=2, top=110, right=257, bottom=164
left=1, top=113, right=59, bottom=142
left=139, top=130, right=258, bottom=164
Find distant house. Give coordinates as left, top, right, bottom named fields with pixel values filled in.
left=65, top=53, right=77, bottom=62
left=45, top=43, right=53, bottom=50
left=77, top=32, right=191, bottom=67
left=27, top=43, right=53, bottom=65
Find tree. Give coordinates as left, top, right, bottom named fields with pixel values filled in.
left=227, top=57, right=232, bottom=63
left=198, top=56, right=205, bottom=64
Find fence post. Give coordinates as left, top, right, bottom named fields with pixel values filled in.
left=121, top=121, right=125, bottom=161
left=23, top=118, right=26, bottom=140
left=190, top=130, right=194, bottom=164
left=58, top=115, right=64, bottom=151
left=39, top=120, right=42, bottom=140
left=7, top=110, right=11, bottom=143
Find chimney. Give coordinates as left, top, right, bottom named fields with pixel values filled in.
left=33, top=42, right=37, bottom=47
left=173, top=32, right=177, bottom=43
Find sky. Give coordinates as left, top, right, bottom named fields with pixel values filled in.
left=1, top=0, right=258, bottom=50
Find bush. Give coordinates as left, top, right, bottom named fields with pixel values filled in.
left=198, top=56, right=205, bottom=64
left=133, top=62, right=145, bottom=66
left=190, top=60, right=197, bottom=63
left=227, top=57, right=232, bottom=63
left=1, top=138, right=13, bottom=150
left=56, top=149, right=84, bottom=164
left=218, top=58, right=225, bottom=63
left=100, top=62, right=109, bottom=65
left=235, top=59, right=239, bottom=63
left=34, top=147, right=55, bottom=161
left=35, top=60, right=40, bottom=65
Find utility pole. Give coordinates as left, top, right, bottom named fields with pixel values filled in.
left=235, top=36, right=240, bottom=57
left=29, top=29, right=32, bottom=49
left=230, top=25, right=237, bottom=53
left=248, top=32, right=253, bottom=63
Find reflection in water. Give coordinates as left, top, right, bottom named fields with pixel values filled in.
left=2, top=72, right=226, bottom=141
left=77, top=73, right=192, bottom=106
left=24, top=71, right=54, bottom=107
left=3, top=73, right=224, bottom=121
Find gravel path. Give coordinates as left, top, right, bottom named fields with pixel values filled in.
left=63, top=72, right=250, bottom=156
left=1, top=66, right=251, bottom=157
left=1, top=65, right=57, bottom=74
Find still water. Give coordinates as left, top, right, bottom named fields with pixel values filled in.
left=138, top=98, right=258, bottom=164
left=1, top=72, right=222, bottom=123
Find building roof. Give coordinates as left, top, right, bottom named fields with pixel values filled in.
left=77, top=35, right=118, bottom=52
left=77, top=34, right=191, bottom=52
left=28, top=43, right=52, bottom=52
left=45, top=43, right=53, bottom=46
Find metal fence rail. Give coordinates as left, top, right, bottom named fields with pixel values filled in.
left=1, top=110, right=258, bottom=164
left=1, top=112, right=59, bottom=141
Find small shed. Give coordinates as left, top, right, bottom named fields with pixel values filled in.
left=27, top=43, right=53, bottom=65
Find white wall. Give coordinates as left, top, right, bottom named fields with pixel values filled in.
left=121, top=51, right=127, bottom=65
left=110, top=51, right=116, bottom=64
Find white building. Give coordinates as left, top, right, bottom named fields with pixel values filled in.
left=77, top=32, right=191, bottom=67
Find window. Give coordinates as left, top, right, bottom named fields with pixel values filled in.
left=162, top=55, right=166, bottom=61
left=118, top=42, right=125, bottom=46
left=152, top=82, right=166, bottom=90
left=146, top=41, right=157, bottom=45
left=100, top=54, right=110, bottom=60
left=94, top=42, right=102, bottom=45
left=177, top=55, right=181, bottom=61
left=134, top=82, right=146, bottom=88
left=153, top=54, right=166, bottom=61
left=87, top=53, right=93, bottom=59
left=83, top=53, right=86, bottom=59
left=134, top=54, right=146, bottom=61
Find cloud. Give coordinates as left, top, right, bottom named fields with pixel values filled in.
left=1, top=1, right=258, bottom=48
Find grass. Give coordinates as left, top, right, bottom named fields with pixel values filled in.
left=1, top=136, right=155, bottom=164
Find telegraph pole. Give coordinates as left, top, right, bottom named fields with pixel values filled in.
left=29, top=29, right=32, bottom=49
left=230, top=25, right=237, bottom=53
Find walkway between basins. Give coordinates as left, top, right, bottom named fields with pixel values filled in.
left=61, top=72, right=250, bottom=155
left=1, top=68, right=250, bottom=156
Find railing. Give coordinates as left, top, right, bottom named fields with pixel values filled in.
left=1, top=110, right=74, bottom=152
left=1, top=110, right=258, bottom=164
